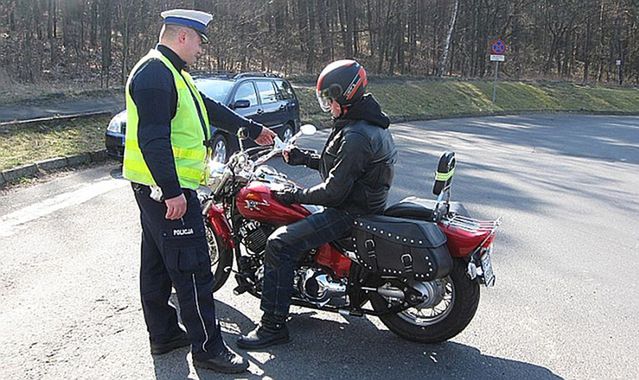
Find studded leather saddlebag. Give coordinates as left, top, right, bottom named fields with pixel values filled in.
left=351, top=215, right=452, bottom=281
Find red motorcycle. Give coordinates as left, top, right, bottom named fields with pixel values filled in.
left=200, top=125, right=500, bottom=343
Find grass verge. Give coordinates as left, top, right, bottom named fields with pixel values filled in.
left=0, top=115, right=109, bottom=171
left=294, top=79, right=639, bottom=125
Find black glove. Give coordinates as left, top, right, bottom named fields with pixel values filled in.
left=272, top=188, right=301, bottom=205
left=284, top=147, right=311, bottom=166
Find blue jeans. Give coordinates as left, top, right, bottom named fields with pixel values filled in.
left=260, top=207, right=355, bottom=317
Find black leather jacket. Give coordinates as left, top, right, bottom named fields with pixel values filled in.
left=297, top=95, right=397, bottom=215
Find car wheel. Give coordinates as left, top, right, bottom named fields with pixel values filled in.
left=280, top=123, right=295, bottom=143
left=211, top=134, right=228, bottom=163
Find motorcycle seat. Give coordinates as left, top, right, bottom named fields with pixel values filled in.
left=384, top=197, right=468, bottom=220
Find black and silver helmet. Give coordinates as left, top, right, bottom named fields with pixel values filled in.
left=316, top=59, right=368, bottom=112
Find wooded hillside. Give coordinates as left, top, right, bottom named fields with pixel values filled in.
left=0, top=0, right=636, bottom=87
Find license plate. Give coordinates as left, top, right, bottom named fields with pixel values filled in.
left=480, top=250, right=495, bottom=287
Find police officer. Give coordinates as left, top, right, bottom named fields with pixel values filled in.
left=123, top=9, right=275, bottom=373
left=237, top=60, right=397, bottom=349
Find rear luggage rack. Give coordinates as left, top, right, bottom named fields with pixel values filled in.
left=442, top=214, right=501, bottom=234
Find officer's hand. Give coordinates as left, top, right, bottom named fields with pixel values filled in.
left=165, top=194, right=187, bottom=220
left=255, top=127, right=276, bottom=146
left=272, top=188, right=300, bottom=205
left=283, top=147, right=309, bottom=166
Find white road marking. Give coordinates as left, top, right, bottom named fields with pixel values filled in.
left=0, top=176, right=127, bottom=237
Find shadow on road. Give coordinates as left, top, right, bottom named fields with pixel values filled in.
left=459, top=115, right=639, bottom=165
left=392, top=115, right=639, bottom=215
left=153, top=298, right=561, bottom=380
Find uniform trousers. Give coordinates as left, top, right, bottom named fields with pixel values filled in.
left=132, top=183, right=224, bottom=359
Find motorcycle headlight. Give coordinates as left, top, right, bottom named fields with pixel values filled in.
left=107, top=112, right=126, bottom=134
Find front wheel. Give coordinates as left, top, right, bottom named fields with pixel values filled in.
left=205, top=222, right=233, bottom=293
left=370, top=258, right=480, bottom=343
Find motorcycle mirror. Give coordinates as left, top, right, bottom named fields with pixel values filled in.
left=237, top=127, right=248, bottom=152
left=237, top=127, right=249, bottom=140
left=300, top=124, right=317, bottom=136
left=287, top=124, right=316, bottom=146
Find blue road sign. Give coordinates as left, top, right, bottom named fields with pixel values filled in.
left=491, top=39, right=506, bottom=55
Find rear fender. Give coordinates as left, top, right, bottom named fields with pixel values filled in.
left=438, top=216, right=500, bottom=258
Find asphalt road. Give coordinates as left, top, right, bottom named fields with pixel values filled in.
left=0, top=93, right=123, bottom=123
left=0, top=114, right=637, bottom=380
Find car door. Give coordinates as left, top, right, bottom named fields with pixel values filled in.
left=254, top=80, right=284, bottom=129
left=231, top=80, right=260, bottom=119
left=226, top=80, right=261, bottom=150
left=274, top=79, right=300, bottom=125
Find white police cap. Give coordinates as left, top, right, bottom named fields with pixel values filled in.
left=161, top=9, right=212, bottom=43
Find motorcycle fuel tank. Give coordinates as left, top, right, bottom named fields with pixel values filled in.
left=236, top=181, right=311, bottom=225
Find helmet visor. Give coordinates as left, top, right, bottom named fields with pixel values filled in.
left=316, top=89, right=332, bottom=112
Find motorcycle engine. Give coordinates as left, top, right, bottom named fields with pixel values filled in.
left=294, top=267, right=348, bottom=308
left=238, top=220, right=272, bottom=254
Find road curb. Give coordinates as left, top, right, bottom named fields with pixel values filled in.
left=0, top=150, right=111, bottom=189
left=66, top=153, right=91, bottom=167
left=36, top=157, right=68, bottom=172
left=2, top=164, right=38, bottom=183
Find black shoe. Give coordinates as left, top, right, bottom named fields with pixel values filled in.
left=150, top=331, right=190, bottom=355
left=193, top=347, right=249, bottom=374
left=236, top=323, right=290, bottom=350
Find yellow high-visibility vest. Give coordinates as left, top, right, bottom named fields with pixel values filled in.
left=123, top=49, right=210, bottom=190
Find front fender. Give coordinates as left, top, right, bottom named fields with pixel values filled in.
left=205, top=203, right=235, bottom=249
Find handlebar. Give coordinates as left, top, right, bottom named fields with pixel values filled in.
left=208, top=124, right=317, bottom=199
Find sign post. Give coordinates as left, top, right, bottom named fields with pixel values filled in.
left=490, top=39, right=506, bottom=103
left=616, top=59, right=622, bottom=85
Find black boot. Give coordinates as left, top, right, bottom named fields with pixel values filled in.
left=236, top=313, right=290, bottom=349
left=193, top=345, right=249, bottom=374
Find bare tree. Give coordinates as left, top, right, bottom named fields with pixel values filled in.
left=2, top=0, right=639, bottom=86
left=436, top=0, right=459, bottom=77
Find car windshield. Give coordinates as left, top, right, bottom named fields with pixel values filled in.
left=195, top=79, right=235, bottom=103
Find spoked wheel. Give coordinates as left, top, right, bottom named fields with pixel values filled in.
left=370, top=258, right=480, bottom=343
left=205, top=222, right=233, bottom=293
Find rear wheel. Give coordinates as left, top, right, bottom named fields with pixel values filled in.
left=205, top=222, right=233, bottom=292
left=370, top=258, right=480, bottom=343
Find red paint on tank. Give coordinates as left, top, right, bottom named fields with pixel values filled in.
left=236, top=182, right=310, bottom=225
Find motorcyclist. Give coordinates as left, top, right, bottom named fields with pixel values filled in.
left=237, top=59, right=397, bottom=349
